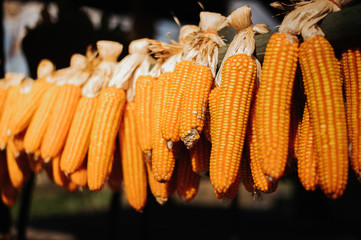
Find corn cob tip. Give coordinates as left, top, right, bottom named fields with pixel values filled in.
left=166, top=140, right=173, bottom=150
left=181, top=128, right=200, bottom=149
left=265, top=174, right=277, bottom=183
left=6, top=129, right=11, bottom=137
left=0, top=143, right=6, bottom=150
left=13, top=151, right=20, bottom=159
left=145, top=152, right=152, bottom=165
left=156, top=197, right=168, bottom=205
left=43, top=157, right=51, bottom=164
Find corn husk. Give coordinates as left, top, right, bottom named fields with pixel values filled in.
left=215, top=5, right=270, bottom=87
left=37, top=59, right=55, bottom=80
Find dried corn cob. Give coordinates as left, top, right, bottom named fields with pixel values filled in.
left=342, top=47, right=361, bottom=178
left=151, top=72, right=178, bottom=182
left=208, top=86, right=220, bottom=143
left=135, top=75, right=155, bottom=155
left=1, top=175, right=19, bottom=207
left=51, top=154, right=69, bottom=188
left=108, top=137, right=123, bottom=192
left=299, top=35, right=348, bottom=198
left=0, top=73, right=24, bottom=149
left=6, top=143, right=31, bottom=189
left=69, top=160, right=88, bottom=188
left=216, top=167, right=241, bottom=200
left=189, top=134, right=211, bottom=175
left=120, top=102, right=148, bottom=212
left=7, top=130, right=26, bottom=158
left=27, top=152, right=45, bottom=174
left=8, top=60, right=55, bottom=136
left=239, top=145, right=255, bottom=193
left=23, top=85, right=60, bottom=155
left=295, top=102, right=318, bottom=191
left=175, top=145, right=200, bottom=202
left=87, top=87, right=126, bottom=191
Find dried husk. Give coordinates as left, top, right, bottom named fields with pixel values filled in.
left=4, top=73, right=25, bottom=87
left=275, top=0, right=349, bottom=41
left=215, top=6, right=270, bottom=87
left=96, top=40, right=123, bottom=62
left=108, top=38, right=151, bottom=89
left=37, top=59, right=55, bottom=80
left=19, top=78, right=35, bottom=94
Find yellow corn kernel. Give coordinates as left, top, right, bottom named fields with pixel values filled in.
left=210, top=54, right=257, bottom=194
left=189, top=134, right=211, bottom=175
left=208, top=86, right=220, bottom=143
left=299, top=35, right=348, bottom=199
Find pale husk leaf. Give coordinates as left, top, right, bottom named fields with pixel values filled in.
left=96, top=40, right=123, bottom=62
left=19, top=78, right=35, bottom=94
left=37, top=59, right=55, bottom=80
left=4, top=72, right=25, bottom=86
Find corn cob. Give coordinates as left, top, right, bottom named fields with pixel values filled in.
left=27, top=152, right=45, bottom=174
left=1, top=175, right=19, bottom=207
left=175, top=145, right=200, bottom=201
left=210, top=53, right=257, bottom=194
left=342, top=48, right=361, bottom=178
left=60, top=96, right=98, bottom=174
left=299, top=35, right=348, bottom=199
left=41, top=84, right=82, bottom=161
left=7, top=130, right=26, bottom=158
left=295, top=102, right=318, bottom=191
left=0, top=82, right=8, bottom=119
left=146, top=163, right=175, bottom=205
left=87, top=87, right=126, bottom=191
left=23, top=85, right=60, bottom=155
left=51, top=154, right=69, bottom=188
left=161, top=60, right=195, bottom=146
left=239, top=145, right=255, bottom=193
left=135, top=75, right=155, bottom=155
left=216, top=167, right=241, bottom=200
left=255, top=32, right=299, bottom=181
left=69, top=160, right=88, bottom=188
left=119, top=101, right=148, bottom=211
left=189, top=134, right=211, bottom=175
left=108, top=137, right=123, bottom=192
left=208, top=86, right=220, bottom=143
left=6, top=143, right=31, bottom=189
left=151, top=72, right=178, bottom=182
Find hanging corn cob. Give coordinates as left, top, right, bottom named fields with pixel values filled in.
left=0, top=79, right=8, bottom=119
left=6, top=142, right=31, bottom=189
left=40, top=56, right=92, bottom=162
left=295, top=0, right=349, bottom=199
left=119, top=102, right=148, bottom=212
left=210, top=6, right=269, bottom=194
left=107, top=137, right=122, bottom=192
left=342, top=47, right=361, bottom=178
left=8, top=59, right=55, bottom=136
left=179, top=12, right=227, bottom=149
left=87, top=39, right=148, bottom=191
left=161, top=25, right=201, bottom=148
left=60, top=41, right=122, bottom=175
left=23, top=55, right=88, bottom=156
left=69, top=160, right=88, bottom=189
left=294, top=102, right=318, bottom=191
left=0, top=73, right=24, bottom=149
left=175, top=145, right=200, bottom=201
left=189, top=134, right=211, bottom=175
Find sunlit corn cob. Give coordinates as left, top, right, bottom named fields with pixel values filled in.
left=88, top=87, right=126, bottom=191
left=6, top=143, right=31, bottom=189
left=161, top=60, right=195, bottom=146
left=180, top=64, right=213, bottom=148
left=151, top=72, right=178, bottom=182
left=107, top=137, right=123, bottom=192
left=120, top=101, right=148, bottom=212
left=60, top=96, right=98, bottom=174
left=51, top=154, right=70, bottom=188
left=189, top=134, right=211, bottom=175
left=255, top=32, right=299, bottom=181
left=7, top=130, right=26, bottom=158
left=23, top=85, right=60, bottom=155
left=210, top=54, right=257, bottom=194
left=146, top=163, right=175, bottom=205
left=0, top=84, right=21, bottom=149
left=135, top=75, right=155, bottom=156
left=295, top=102, right=318, bottom=191
left=299, top=35, right=348, bottom=199
left=208, top=86, right=220, bottom=143
left=342, top=48, right=361, bottom=178
left=41, top=84, right=82, bottom=161
left=69, top=160, right=88, bottom=188
left=8, top=80, right=53, bottom=136
left=175, top=145, right=200, bottom=201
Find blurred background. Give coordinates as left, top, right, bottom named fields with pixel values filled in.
left=1, top=0, right=361, bottom=239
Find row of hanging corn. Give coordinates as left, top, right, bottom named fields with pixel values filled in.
left=0, top=0, right=360, bottom=211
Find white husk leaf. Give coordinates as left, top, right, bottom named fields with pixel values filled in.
left=66, top=69, right=91, bottom=86
left=226, top=5, right=252, bottom=31
left=5, top=72, right=25, bottom=86
left=278, top=0, right=343, bottom=41
left=0, top=80, right=7, bottom=90
left=82, top=61, right=116, bottom=98
left=96, top=40, right=123, bottom=62
left=161, top=52, right=182, bottom=73
left=108, top=38, right=150, bottom=89
left=199, top=12, right=228, bottom=32
left=19, top=78, right=35, bottom=94
left=37, top=59, right=55, bottom=80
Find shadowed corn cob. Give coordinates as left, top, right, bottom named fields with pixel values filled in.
left=299, top=35, right=348, bottom=199
left=1, top=172, right=19, bottom=207
left=88, top=87, right=126, bottom=191
left=210, top=54, right=257, bottom=194
left=51, top=154, right=70, bottom=188
left=60, top=96, right=98, bottom=174
left=152, top=72, right=178, bottom=182
left=27, top=152, right=45, bottom=174
left=175, top=145, right=200, bottom=201
left=180, top=64, right=213, bottom=148
left=23, top=85, right=60, bottom=155
left=295, top=102, right=318, bottom=191
left=342, top=48, right=361, bottom=178
left=108, top=137, right=123, bottom=192
left=41, top=84, right=82, bottom=161
left=6, top=143, right=31, bottom=189
left=120, top=101, right=148, bottom=212
left=255, top=32, right=299, bottom=181
left=189, top=134, right=211, bottom=175
left=69, top=160, right=88, bottom=188
left=161, top=60, right=195, bottom=146
left=7, top=130, right=26, bottom=158
left=135, top=75, right=155, bottom=155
